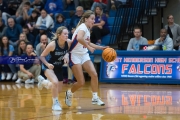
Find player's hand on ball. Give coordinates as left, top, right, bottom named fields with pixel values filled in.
left=88, top=46, right=95, bottom=53
left=101, top=46, right=109, bottom=50
left=47, top=63, right=54, bottom=69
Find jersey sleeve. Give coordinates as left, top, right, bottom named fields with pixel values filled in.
left=78, top=24, right=87, bottom=33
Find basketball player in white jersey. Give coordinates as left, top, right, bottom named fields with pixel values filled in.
left=65, top=10, right=107, bottom=106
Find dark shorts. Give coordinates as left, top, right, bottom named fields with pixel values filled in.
left=42, top=64, right=63, bottom=81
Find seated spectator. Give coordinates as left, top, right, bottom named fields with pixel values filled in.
left=15, top=0, right=31, bottom=25
left=165, top=15, right=180, bottom=50
left=91, top=6, right=110, bottom=44
left=15, top=40, right=27, bottom=56
left=154, top=29, right=173, bottom=51
left=7, top=0, right=21, bottom=15
left=22, top=2, right=34, bottom=22
left=91, top=0, right=107, bottom=12
left=127, top=27, right=148, bottom=51
left=63, top=0, right=79, bottom=10
left=31, top=0, right=44, bottom=13
left=53, top=14, right=68, bottom=32
left=15, top=40, right=27, bottom=83
left=34, top=25, right=50, bottom=48
left=0, top=0, right=10, bottom=25
left=6, top=18, right=22, bottom=47
left=0, top=17, right=7, bottom=38
left=69, top=6, right=84, bottom=37
left=22, top=26, right=35, bottom=45
left=17, top=44, right=41, bottom=83
left=79, top=0, right=92, bottom=10
left=36, top=34, right=50, bottom=56
left=17, top=33, right=30, bottom=44
left=44, top=0, right=63, bottom=18
left=26, top=10, right=39, bottom=36
left=0, top=36, right=17, bottom=80
left=36, top=9, right=54, bottom=30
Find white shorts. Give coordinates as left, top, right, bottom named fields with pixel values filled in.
left=69, top=53, right=90, bottom=68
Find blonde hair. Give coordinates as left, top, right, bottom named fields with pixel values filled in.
left=51, top=26, right=67, bottom=41
left=76, top=10, right=94, bottom=29
left=19, top=33, right=29, bottom=43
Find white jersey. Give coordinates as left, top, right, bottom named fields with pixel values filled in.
left=69, top=23, right=90, bottom=54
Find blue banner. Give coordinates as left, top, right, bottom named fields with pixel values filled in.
left=0, top=56, right=40, bottom=64
left=101, top=56, right=180, bottom=79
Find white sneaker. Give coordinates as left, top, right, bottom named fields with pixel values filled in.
left=25, top=79, right=31, bottom=84
left=65, top=90, right=73, bottom=107
left=38, top=75, right=45, bottom=90
left=52, top=100, right=62, bottom=111
left=1, top=73, right=6, bottom=80
left=12, top=73, right=18, bottom=80
left=30, top=79, right=35, bottom=84
left=15, top=78, right=22, bottom=84
left=92, top=97, right=105, bottom=106
left=6, top=73, right=12, bottom=80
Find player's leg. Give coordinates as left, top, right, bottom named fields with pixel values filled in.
left=44, top=69, right=62, bottom=110
left=82, top=54, right=105, bottom=106
left=65, top=64, right=85, bottom=107
left=38, top=64, right=52, bottom=90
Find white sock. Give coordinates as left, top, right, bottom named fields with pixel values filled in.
left=52, top=97, right=58, bottom=104
left=93, top=92, right=98, bottom=99
left=68, top=89, right=73, bottom=94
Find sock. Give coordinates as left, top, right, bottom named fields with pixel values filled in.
left=52, top=97, right=58, bottom=104
left=92, top=92, right=98, bottom=99
left=68, top=89, right=73, bottom=95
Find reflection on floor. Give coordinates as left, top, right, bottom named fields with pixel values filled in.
left=0, top=81, right=180, bottom=120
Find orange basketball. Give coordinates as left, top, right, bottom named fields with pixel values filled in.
left=102, top=48, right=117, bottom=62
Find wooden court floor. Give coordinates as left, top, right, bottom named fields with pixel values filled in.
left=1, top=81, right=180, bottom=120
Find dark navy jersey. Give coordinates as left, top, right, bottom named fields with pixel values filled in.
left=48, top=40, right=68, bottom=68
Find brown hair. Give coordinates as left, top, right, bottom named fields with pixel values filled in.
left=18, top=40, right=27, bottom=55
left=56, top=14, right=65, bottom=22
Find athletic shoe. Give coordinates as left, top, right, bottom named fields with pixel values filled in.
left=6, top=73, right=12, bottom=80
left=15, top=78, right=22, bottom=84
left=12, top=73, right=17, bottom=80
left=1, top=73, right=6, bottom=80
left=30, top=79, right=35, bottom=84
left=25, top=79, right=31, bottom=84
left=92, top=97, right=105, bottom=106
left=52, top=100, right=62, bottom=111
left=38, top=75, right=45, bottom=90
left=63, top=78, right=68, bottom=84
left=65, top=90, right=73, bottom=107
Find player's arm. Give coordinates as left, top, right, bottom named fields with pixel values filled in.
left=63, top=39, right=71, bottom=63
left=77, top=30, right=91, bottom=48
left=40, top=41, right=55, bottom=66
left=89, top=42, right=108, bottom=50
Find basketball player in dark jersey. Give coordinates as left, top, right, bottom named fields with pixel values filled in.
left=38, top=26, right=72, bottom=111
